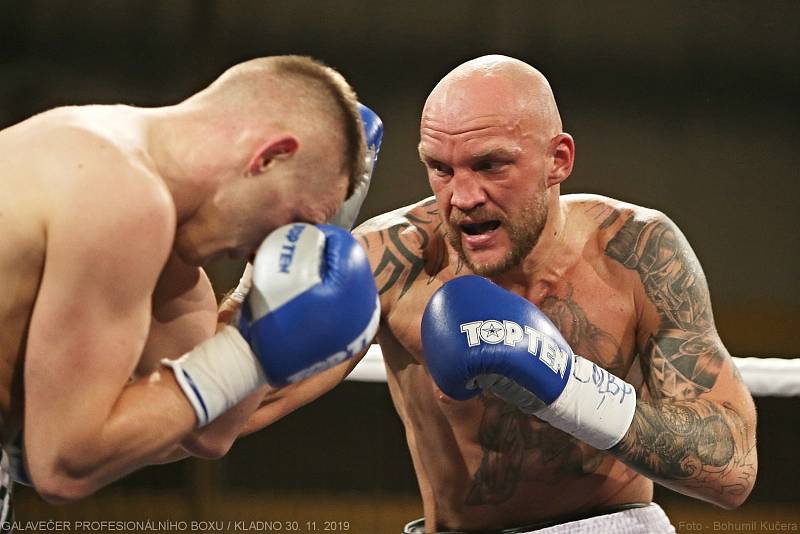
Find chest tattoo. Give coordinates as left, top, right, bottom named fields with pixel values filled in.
left=539, top=288, right=625, bottom=377
left=467, top=395, right=604, bottom=505
left=467, top=290, right=621, bottom=506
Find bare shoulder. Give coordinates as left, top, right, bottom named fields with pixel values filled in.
left=31, top=109, right=175, bottom=245
left=563, top=193, right=676, bottom=256
left=565, top=193, right=664, bottom=229
left=4, top=106, right=123, bottom=154
left=353, top=196, right=443, bottom=261
left=0, top=106, right=174, bottom=276
left=355, top=196, right=440, bottom=240
left=565, top=193, right=703, bottom=298
left=353, top=196, right=450, bottom=305
left=566, top=195, right=748, bottom=400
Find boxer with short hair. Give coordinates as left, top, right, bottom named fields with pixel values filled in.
left=0, top=54, right=380, bottom=508
left=241, top=55, right=757, bottom=533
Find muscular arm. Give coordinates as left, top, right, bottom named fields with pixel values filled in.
left=23, top=137, right=204, bottom=502
left=139, top=255, right=266, bottom=461
left=605, top=211, right=757, bottom=508
left=231, top=201, right=441, bottom=439
left=229, top=202, right=439, bottom=437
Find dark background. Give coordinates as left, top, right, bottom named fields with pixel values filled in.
left=2, top=1, right=798, bottom=532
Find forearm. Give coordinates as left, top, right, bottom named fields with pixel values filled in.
left=41, top=333, right=261, bottom=493
left=87, top=372, right=197, bottom=478
left=237, top=354, right=362, bottom=437
left=180, top=387, right=269, bottom=458
left=149, top=447, right=190, bottom=465
left=26, top=370, right=197, bottom=503
left=609, top=398, right=757, bottom=508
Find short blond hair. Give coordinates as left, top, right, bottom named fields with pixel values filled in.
left=268, top=56, right=365, bottom=197
left=206, top=56, right=366, bottom=197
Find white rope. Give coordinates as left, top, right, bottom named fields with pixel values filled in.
left=347, top=346, right=800, bottom=397
left=732, top=357, right=800, bottom=397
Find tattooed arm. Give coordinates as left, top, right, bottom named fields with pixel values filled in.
left=605, top=210, right=757, bottom=508
left=353, top=197, right=453, bottom=304
left=239, top=199, right=444, bottom=435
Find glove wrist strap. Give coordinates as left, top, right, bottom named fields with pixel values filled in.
left=162, top=326, right=268, bottom=427
left=535, top=355, right=637, bottom=450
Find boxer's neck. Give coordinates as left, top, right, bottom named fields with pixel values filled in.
left=490, top=191, right=573, bottom=296
left=145, top=104, right=236, bottom=223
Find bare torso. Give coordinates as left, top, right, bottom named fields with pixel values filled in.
left=356, top=195, right=657, bottom=531
left=0, top=128, right=45, bottom=440
left=0, top=106, right=214, bottom=447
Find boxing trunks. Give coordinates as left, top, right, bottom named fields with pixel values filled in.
left=402, top=502, right=675, bottom=534
left=0, top=450, right=14, bottom=533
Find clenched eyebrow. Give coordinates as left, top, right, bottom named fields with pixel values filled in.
left=468, top=146, right=521, bottom=161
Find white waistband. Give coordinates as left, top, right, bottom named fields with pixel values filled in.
left=525, top=503, right=675, bottom=534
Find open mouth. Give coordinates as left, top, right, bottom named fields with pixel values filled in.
left=459, top=220, right=501, bottom=236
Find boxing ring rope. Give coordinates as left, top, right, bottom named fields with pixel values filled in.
left=347, top=346, right=800, bottom=397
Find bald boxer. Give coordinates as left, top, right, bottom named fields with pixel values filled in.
left=0, top=55, right=378, bottom=508
left=236, top=55, right=757, bottom=534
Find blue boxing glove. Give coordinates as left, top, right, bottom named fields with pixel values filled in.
left=328, top=103, right=383, bottom=230
left=422, top=275, right=636, bottom=450
left=164, top=223, right=379, bottom=426
left=239, top=223, right=379, bottom=384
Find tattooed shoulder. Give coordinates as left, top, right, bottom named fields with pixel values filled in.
left=602, top=208, right=729, bottom=400
left=354, top=197, right=449, bottom=301
left=603, top=208, right=713, bottom=333
left=571, top=195, right=638, bottom=235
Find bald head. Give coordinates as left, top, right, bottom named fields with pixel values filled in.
left=423, top=55, right=562, bottom=140
left=418, top=55, right=576, bottom=276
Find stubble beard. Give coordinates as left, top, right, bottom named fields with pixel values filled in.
left=445, top=195, right=548, bottom=277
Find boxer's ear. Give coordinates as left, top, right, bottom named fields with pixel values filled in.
left=247, top=135, right=299, bottom=176
left=546, top=133, right=574, bottom=187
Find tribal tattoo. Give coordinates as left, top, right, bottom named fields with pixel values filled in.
left=359, top=199, right=463, bottom=300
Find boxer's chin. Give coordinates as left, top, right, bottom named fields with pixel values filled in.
left=445, top=225, right=511, bottom=276
left=462, top=231, right=517, bottom=276
left=464, top=246, right=523, bottom=278
left=446, top=213, right=546, bottom=277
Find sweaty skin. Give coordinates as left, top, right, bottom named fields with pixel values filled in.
left=0, top=106, right=265, bottom=500
left=0, top=56, right=357, bottom=503
left=356, top=196, right=655, bottom=529
left=239, top=56, right=755, bottom=532
left=353, top=192, right=755, bottom=531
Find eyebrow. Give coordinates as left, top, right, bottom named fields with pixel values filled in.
left=418, top=145, right=522, bottom=163
left=417, top=143, right=431, bottom=162
left=469, top=146, right=521, bottom=161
